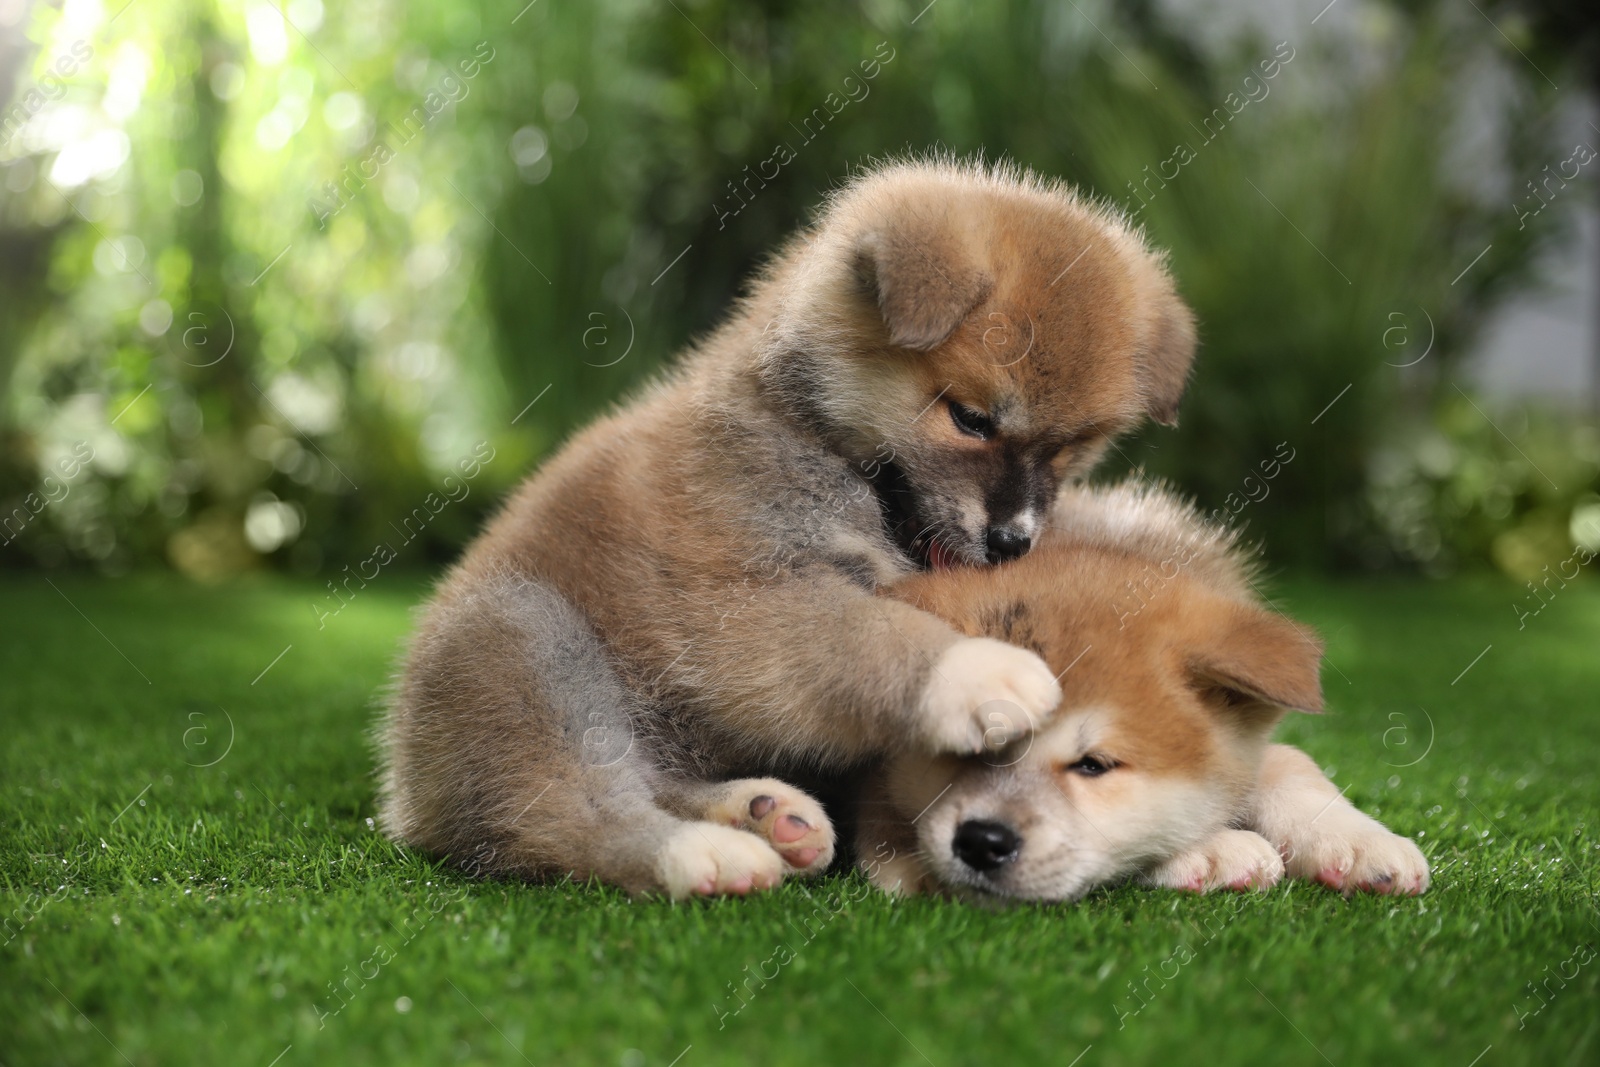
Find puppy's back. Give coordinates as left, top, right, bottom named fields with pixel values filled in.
left=1045, top=481, right=1259, bottom=604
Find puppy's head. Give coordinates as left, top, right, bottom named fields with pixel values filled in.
left=881, top=540, right=1322, bottom=902
left=757, top=158, right=1195, bottom=569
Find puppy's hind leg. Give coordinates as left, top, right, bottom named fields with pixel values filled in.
left=656, top=778, right=837, bottom=875
left=513, top=758, right=792, bottom=897
left=381, top=573, right=786, bottom=897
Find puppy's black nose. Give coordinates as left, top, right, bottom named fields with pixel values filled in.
left=985, top=525, right=1031, bottom=563
left=953, top=819, right=1021, bottom=872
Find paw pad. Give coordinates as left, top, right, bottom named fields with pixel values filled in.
left=712, top=779, right=836, bottom=875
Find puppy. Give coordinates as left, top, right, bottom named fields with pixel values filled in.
left=378, top=157, right=1197, bottom=896
left=858, top=481, right=1431, bottom=901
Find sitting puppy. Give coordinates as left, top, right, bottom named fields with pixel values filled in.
left=379, top=158, right=1197, bottom=896
left=858, top=481, right=1431, bottom=901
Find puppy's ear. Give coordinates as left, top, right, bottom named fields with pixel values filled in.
left=1191, top=604, right=1324, bottom=716
left=1140, top=288, right=1196, bottom=427
left=854, top=226, right=991, bottom=351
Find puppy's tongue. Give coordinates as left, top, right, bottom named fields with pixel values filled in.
left=927, top=538, right=959, bottom=571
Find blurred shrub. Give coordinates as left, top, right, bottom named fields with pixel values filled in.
left=1364, top=393, right=1600, bottom=577
left=0, top=0, right=529, bottom=578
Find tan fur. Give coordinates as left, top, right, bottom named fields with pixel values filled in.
left=378, top=157, right=1197, bottom=896
left=861, top=480, right=1429, bottom=901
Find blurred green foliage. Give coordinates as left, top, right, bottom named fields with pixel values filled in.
left=0, top=0, right=1594, bottom=577
left=1367, top=394, right=1600, bottom=577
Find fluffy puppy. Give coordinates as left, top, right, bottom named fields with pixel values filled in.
left=378, top=157, right=1196, bottom=897
left=858, top=481, right=1431, bottom=901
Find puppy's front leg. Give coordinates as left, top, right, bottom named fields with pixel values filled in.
left=1248, top=744, right=1430, bottom=895
left=697, top=576, right=1061, bottom=762
left=1143, top=829, right=1284, bottom=893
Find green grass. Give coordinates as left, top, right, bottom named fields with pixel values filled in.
left=3, top=570, right=1598, bottom=1067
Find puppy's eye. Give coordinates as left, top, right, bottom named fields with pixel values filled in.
left=1200, top=685, right=1255, bottom=709
left=949, top=401, right=995, bottom=440
left=1063, top=755, right=1114, bottom=777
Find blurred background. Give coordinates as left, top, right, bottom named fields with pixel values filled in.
left=1, top=0, right=1597, bottom=582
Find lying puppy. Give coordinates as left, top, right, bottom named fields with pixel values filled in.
left=379, top=157, right=1197, bottom=896
left=858, top=481, right=1431, bottom=901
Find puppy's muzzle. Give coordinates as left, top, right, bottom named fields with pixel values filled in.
left=985, top=524, right=1031, bottom=564
left=953, top=818, right=1021, bottom=872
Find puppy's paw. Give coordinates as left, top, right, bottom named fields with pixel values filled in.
left=1144, top=829, right=1285, bottom=893
left=919, top=637, right=1061, bottom=754
left=654, top=822, right=787, bottom=899
left=703, top=778, right=836, bottom=875
left=1280, top=809, right=1430, bottom=896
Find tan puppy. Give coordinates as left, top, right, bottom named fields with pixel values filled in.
left=859, top=481, right=1431, bottom=901
left=378, top=157, right=1197, bottom=897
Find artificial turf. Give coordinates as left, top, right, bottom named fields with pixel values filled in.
left=2, top=569, right=1597, bottom=1067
